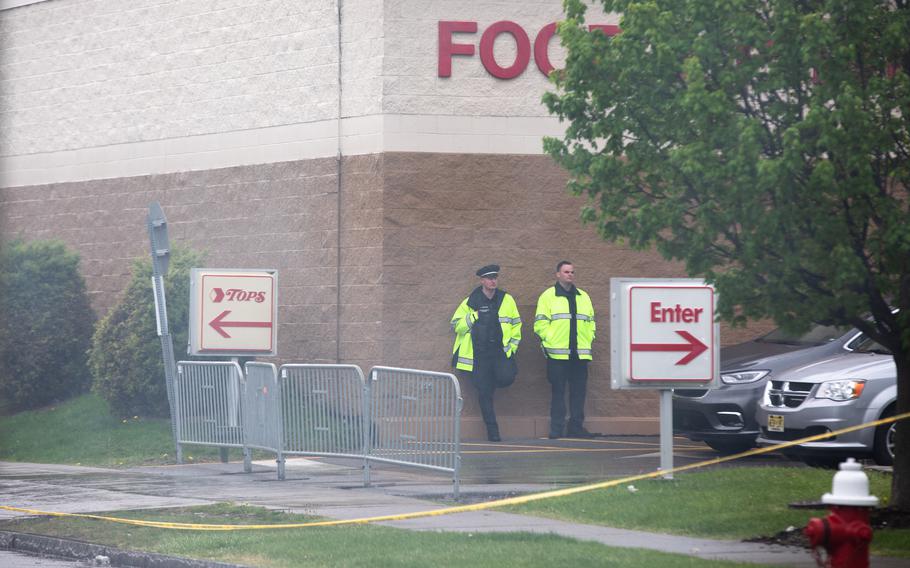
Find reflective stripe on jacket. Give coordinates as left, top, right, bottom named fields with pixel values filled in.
left=534, top=284, right=595, bottom=360
left=451, top=289, right=521, bottom=372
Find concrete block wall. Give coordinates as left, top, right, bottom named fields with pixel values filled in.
left=382, top=0, right=618, bottom=115
left=0, top=157, right=344, bottom=363
left=0, top=0, right=778, bottom=436
left=379, top=153, right=773, bottom=437
left=0, top=0, right=615, bottom=187
left=341, top=0, right=383, bottom=118
left=339, top=154, right=384, bottom=370
left=0, top=0, right=341, bottom=156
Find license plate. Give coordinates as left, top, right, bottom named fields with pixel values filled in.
left=768, top=414, right=784, bottom=433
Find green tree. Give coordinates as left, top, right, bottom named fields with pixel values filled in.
left=0, top=239, right=96, bottom=411
left=89, top=246, right=204, bottom=418
left=544, top=0, right=910, bottom=508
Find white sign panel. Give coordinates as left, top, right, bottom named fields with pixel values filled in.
left=611, top=278, right=719, bottom=389
left=189, top=269, right=277, bottom=356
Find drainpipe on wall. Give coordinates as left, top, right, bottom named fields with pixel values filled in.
left=335, top=0, right=344, bottom=364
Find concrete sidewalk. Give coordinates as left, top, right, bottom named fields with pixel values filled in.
left=0, top=443, right=902, bottom=567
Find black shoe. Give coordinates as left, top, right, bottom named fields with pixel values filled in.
left=567, top=428, right=597, bottom=439
left=548, top=432, right=562, bottom=439
left=488, top=433, right=501, bottom=442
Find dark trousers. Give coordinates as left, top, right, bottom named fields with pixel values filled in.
left=547, top=358, right=588, bottom=435
left=471, top=351, right=502, bottom=437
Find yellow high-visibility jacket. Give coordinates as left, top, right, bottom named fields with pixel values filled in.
left=451, top=287, right=521, bottom=372
left=534, top=284, right=595, bottom=360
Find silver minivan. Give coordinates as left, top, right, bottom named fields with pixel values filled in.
left=755, top=337, right=897, bottom=467
left=673, top=324, right=859, bottom=454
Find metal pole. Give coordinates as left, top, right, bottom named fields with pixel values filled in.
left=234, top=356, right=252, bottom=471
left=659, top=389, right=674, bottom=480
left=362, top=369, right=372, bottom=487
left=147, top=203, right=181, bottom=463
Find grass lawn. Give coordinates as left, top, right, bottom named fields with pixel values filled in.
left=508, top=466, right=909, bottom=558
left=0, top=394, right=237, bottom=466
left=0, top=504, right=755, bottom=568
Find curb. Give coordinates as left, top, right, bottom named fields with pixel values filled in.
left=0, top=530, right=247, bottom=568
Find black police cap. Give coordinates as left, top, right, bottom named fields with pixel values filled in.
left=476, top=264, right=500, bottom=277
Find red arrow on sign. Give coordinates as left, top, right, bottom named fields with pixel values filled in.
left=209, top=310, right=272, bottom=339
left=631, top=330, right=708, bottom=365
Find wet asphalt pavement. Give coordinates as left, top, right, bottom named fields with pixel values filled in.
left=4, top=436, right=883, bottom=568
left=0, top=549, right=87, bottom=567
left=456, top=435, right=798, bottom=484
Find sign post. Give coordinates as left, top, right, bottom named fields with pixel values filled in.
left=610, top=278, right=720, bottom=478
left=146, top=202, right=181, bottom=462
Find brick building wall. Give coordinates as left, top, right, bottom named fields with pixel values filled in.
left=0, top=0, right=773, bottom=437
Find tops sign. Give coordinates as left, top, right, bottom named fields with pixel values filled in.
left=438, top=21, right=620, bottom=79
left=188, top=268, right=278, bottom=357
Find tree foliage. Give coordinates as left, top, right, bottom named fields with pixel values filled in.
left=0, top=239, right=96, bottom=412
left=89, top=246, right=204, bottom=418
left=545, top=0, right=910, bottom=506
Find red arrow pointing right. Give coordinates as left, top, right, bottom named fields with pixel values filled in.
left=631, top=330, right=708, bottom=365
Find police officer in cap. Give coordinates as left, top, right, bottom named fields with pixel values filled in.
left=450, top=264, right=521, bottom=441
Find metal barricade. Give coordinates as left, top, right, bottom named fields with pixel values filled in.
left=173, top=362, right=462, bottom=494
left=279, top=364, right=369, bottom=484
left=241, top=362, right=282, bottom=475
left=369, top=366, right=463, bottom=497
left=174, top=361, right=244, bottom=461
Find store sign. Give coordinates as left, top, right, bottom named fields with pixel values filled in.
left=189, top=269, right=278, bottom=356
left=610, top=278, right=720, bottom=390
left=438, top=20, right=620, bottom=78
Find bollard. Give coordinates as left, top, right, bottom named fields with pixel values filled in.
left=804, top=458, right=878, bottom=568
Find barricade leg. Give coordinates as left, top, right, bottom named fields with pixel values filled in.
left=362, top=378, right=371, bottom=487
left=243, top=447, right=252, bottom=473
left=453, top=455, right=461, bottom=500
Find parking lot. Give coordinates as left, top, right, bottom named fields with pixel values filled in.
left=453, top=435, right=800, bottom=485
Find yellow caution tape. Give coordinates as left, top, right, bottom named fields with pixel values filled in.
left=2, top=412, right=908, bottom=531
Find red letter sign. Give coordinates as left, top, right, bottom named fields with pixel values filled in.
left=534, top=22, right=557, bottom=76
left=479, top=21, right=531, bottom=79
left=588, top=24, right=621, bottom=37
left=438, top=21, right=477, bottom=77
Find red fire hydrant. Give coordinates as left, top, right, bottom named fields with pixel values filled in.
left=804, top=458, right=878, bottom=568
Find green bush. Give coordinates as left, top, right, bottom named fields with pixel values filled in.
left=89, top=246, right=204, bottom=418
left=0, top=239, right=96, bottom=412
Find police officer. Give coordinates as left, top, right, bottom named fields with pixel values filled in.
left=535, top=261, right=596, bottom=439
left=451, top=264, right=521, bottom=442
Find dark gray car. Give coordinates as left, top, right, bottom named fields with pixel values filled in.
left=673, top=324, right=860, bottom=454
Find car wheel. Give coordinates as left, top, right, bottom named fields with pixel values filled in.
left=705, top=439, right=755, bottom=455
left=801, top=456, right=842, bottom=469
left=873, top=409, right=896, bottom=467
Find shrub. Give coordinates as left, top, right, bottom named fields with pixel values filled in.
left=89, top=246, right=204, bottom=418
left=0, top=239, right=96, bottom=412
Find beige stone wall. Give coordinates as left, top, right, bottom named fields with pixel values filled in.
left=339, top=154, right=385, bottom=370
left=0, top=151, right=773, bottom=437
left=0, top=158, right=344, bottom=364
left=379, top=153, right=773, bottom=437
